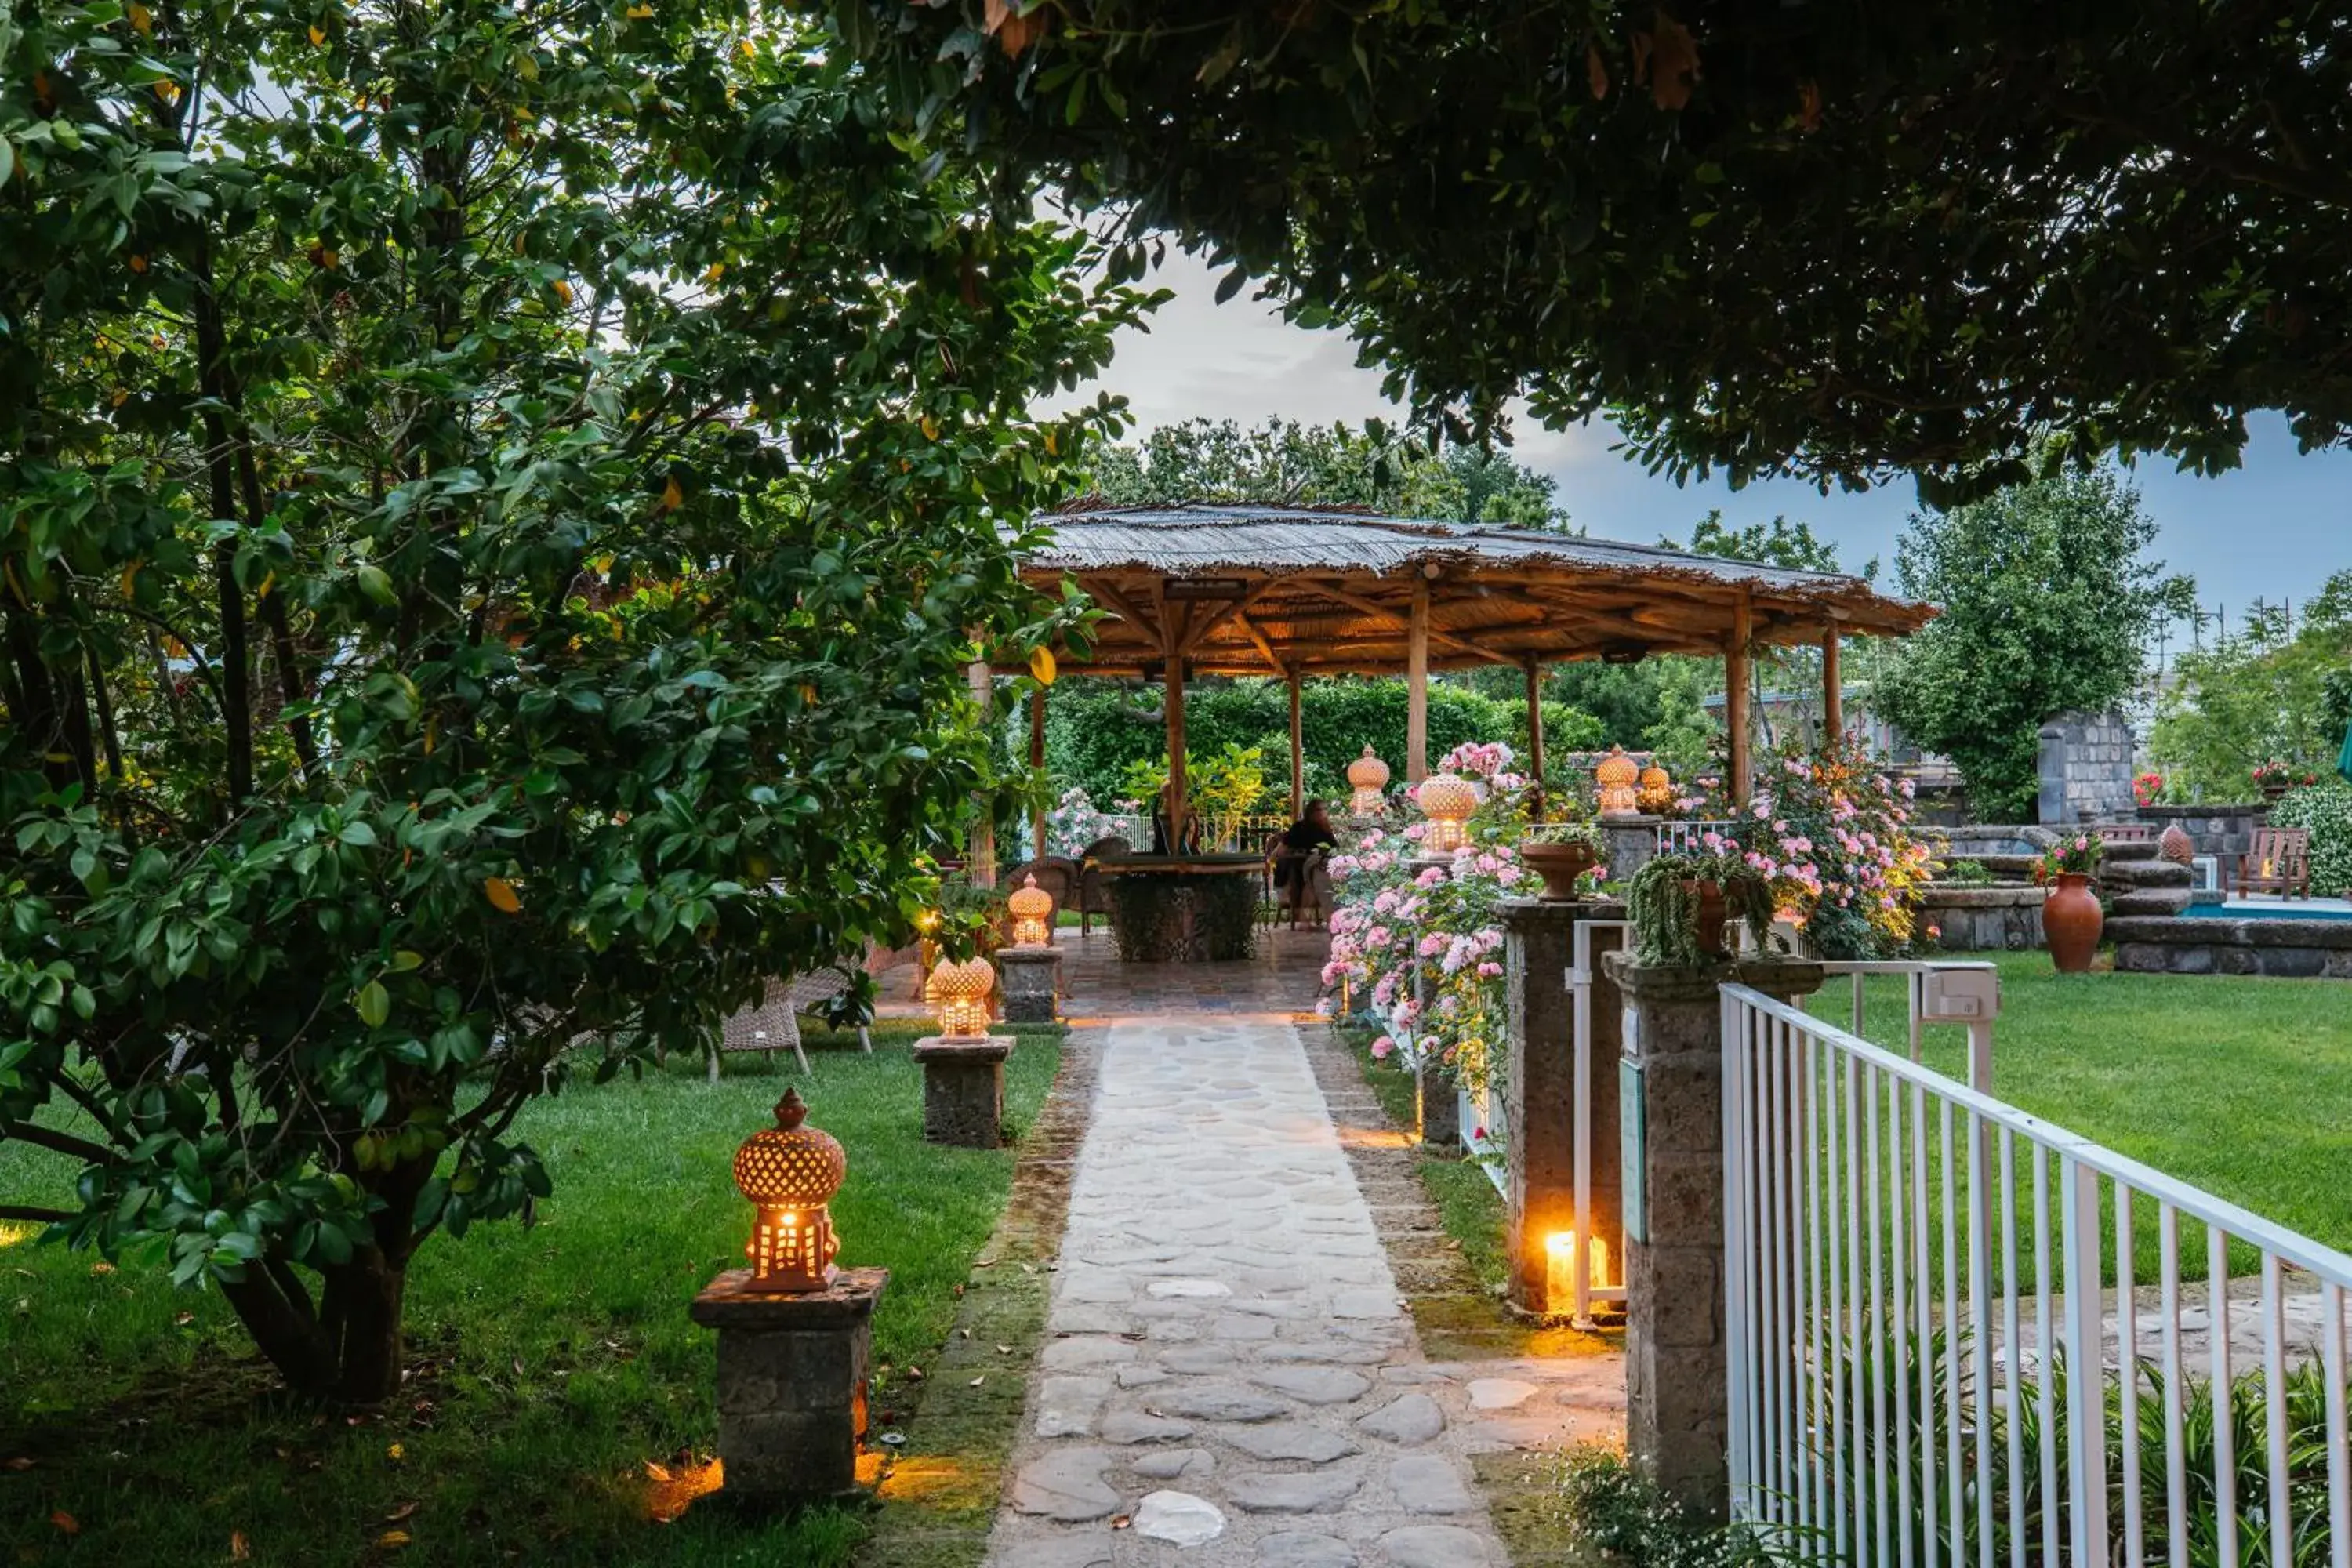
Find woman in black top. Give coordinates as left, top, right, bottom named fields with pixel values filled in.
left=1276, top=800, right=1339, bottom=906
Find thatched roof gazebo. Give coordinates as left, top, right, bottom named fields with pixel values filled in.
left=1003, top=503, right=1934, bottom=851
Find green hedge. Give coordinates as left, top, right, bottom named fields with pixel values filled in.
left=2267, top=779, right=2352, bottom=896
left=1042, top=675, right=1603, bottom=806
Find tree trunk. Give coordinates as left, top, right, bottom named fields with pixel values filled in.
left=222, top=1248, right=411, bottom=1405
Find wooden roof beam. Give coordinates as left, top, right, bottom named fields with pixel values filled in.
left=1293, top=577, right=1515, bottom=666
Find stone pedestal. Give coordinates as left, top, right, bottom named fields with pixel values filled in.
left=996, top=946, right=1062, bottom=1024
left=913, top=1035, right=1014, bottom=1147
left=1605, top=954, right=1822, bottom=1523
left=690, top=1266, right=887, bottom=1504
left=1501, top=898, right=1624, bottom=1319
left=1599, top=816, right=1664, bottom=884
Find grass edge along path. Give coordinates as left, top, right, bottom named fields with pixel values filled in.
left=852, top=1026, right=1097, bottom=1568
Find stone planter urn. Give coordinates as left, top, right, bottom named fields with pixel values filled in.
left=1688, top=880, right=1732, bottom=959
left=1520, top=840, right=1598, bottom=900
left=2042, top=873, right=2103, bottom=973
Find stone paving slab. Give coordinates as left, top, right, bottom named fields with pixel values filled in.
left=981, top=1014, right=1620, bottom=1566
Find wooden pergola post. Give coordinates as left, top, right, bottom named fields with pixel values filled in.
left=1406, top=575, right=1431, bottom=783
left=966, top=659, right=996, bottom=885
left=1029, top=687, right=1048, bottom=860
left=1164, top=658, right=1188, bottom=850
left=1725, top=593, right=1753, bottom=808
left=1523, top=659, right=1546, bottom=810
left=1821, top=629, right=1843, bottom=746
left=1287, top=671, right=1305, bottom=818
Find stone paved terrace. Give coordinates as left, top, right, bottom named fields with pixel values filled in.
left=967, top=930, right=1623, bottom=1567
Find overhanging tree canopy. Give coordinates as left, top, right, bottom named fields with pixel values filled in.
left=831, top=1, right=2352, bottom=501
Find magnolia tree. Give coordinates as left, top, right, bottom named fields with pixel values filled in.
left=0, top=0, right=1154, bottom=1402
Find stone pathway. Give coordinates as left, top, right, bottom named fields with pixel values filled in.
left=983, top=1014, right=1619, bottom=1567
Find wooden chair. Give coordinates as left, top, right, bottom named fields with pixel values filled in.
left=1073, top=837, right=1131, bottom=935
left=2237, top=827, right=2312, bottom=899
left=711, top=964, right=872, bottom=1081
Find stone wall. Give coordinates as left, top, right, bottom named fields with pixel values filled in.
left=2111, top=914, right=2352, bottom=979
left=2036, top=709, right=2139, bottom=826
left=1917, top=887, right=2045, bottom=951
left=2136, top=804, right=2269, bottom=866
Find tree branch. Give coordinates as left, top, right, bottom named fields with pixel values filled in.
left=3, top=1123, right=114, bottom=1166
left=0, top=1205, right=73, bottom=1224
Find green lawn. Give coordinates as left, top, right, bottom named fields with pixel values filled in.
left=1808, top=952, right=2352, bottom=1270
left=0, top=1026, right=1058, bottom=1568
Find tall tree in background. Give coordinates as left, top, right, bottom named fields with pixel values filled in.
left=831, top=2, right=2352, bottom=503
left=1087, top=417, right=1572, bottom=528
left=0, top=0, right=1147, bottom=1401
left=2151, top=575, right=2352, bottom=797
left=1874, top=473, right=2195, bottom=819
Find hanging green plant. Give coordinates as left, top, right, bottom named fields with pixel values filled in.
left=1625, top=851, right=1775, bottom=967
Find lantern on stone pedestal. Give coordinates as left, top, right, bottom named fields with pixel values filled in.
left=1007, top=873, right=1054, bottom=949
left=731, top=1090, right=846, bottom=1294
left=1346, top=746, right=1392, bottom=818
left=1636, top=760, right=1675, bottom=815
left=1595, top=746, right=1641, bottom=818
left=927, top=955, right=996, bottom=1040
left=1416, top=771, right=1478, bottom=855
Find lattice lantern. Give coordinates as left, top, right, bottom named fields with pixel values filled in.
left=1416, top=771, right=1478, bottom=855
left=1595, top=746, right=1641, bottom=818
left=731, top=1089, right=846, bottom=1294
left=1007, top=873, right=1054, bottom=949
left=927, top=954, right=996, bottom=1040
left=1636, top=760, right=1675, bottom=815
left=1345, top=746, right=1392, bottom=818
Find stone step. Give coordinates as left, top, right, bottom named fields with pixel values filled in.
left=2101, top=840, right=2161, bottom=862
left=2104, top=858, right=2193, bottom=889
left=2110, top=889, right=2194, bottom=918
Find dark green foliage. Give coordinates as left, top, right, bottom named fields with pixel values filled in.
left=1553, top=1445, right=1784, bottom=1567
left=823, top=2, right=2352, bottom=499
left=1625, top=854, right=1774, bottom=967
left=1087, top=416, right=1573, bottom=529
left=2151, top=575, right=2352, bottom=799
left=0, top=0, right=1147, bottom=1400
left=1873, top=473, right=2194, bottom=821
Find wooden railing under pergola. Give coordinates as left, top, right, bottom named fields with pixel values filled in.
left=1000, top=503, right=1935, bottom=851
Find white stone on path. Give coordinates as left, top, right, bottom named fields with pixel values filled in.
left=1465, top=1377, right=1540, bottom=1410
left=1134, top=1489, right=1227, bottom=1548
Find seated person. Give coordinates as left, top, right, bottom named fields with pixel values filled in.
left=1275, top=800, right=1339, bottom=908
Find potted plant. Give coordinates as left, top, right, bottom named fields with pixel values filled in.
left=1625, top=851, right=1775, bottom=966
left=2031, top=833, right=2106, bottom=973
left=2252, top=760, right=2298, bottom=802
left=1520, top=818, right=1604, bottom=899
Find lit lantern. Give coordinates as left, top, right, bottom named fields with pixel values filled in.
left=1636, top=760, right=1675, bottom=815
left=1007, top=873, right=1054, bottom=949
left=927, top=954, right=996, bottom=1040
left=1595, top=746, right=1641, bottom=818
left=1416, top=771, right=1478, bottom=855
left=1545, top=1229, right=1614, bottom=1312
left=1346, top=746, right=1392, bottom=818
left=732, top=1089, right=846, bottom=1294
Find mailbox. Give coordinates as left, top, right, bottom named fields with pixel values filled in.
left=1920, top=967, right=2001, bottom=1022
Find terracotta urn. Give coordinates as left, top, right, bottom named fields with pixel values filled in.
left=2042, top=872, right=2103, bottom=973
left=1521, top=841, right=1597, bottom=900
left=2158, top=822, right=2195, bottom=866
left=1689, top=879, right=1732, bottom=959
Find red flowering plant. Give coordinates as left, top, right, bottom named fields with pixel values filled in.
left=2031, top=833, right=2106, bottom=883
left=2133, top=771, right=2165, bottom=808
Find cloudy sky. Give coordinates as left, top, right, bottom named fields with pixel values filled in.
left=1070, top=250, right=2352, bottom=622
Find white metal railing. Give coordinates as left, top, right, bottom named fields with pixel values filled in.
left=1721, top=984, right=2352, bottom=1568
left=1815, top=960, right=2001, bottom=1091
left=1659, top=818, right=1742, bottom=853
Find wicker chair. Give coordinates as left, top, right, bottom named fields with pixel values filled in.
left=1073, top=836, right=1131, bottom=935
left=710, top=964, right=871, bottom=1081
